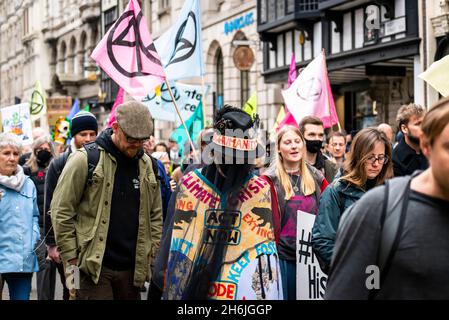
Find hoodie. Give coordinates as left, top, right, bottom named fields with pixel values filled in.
left=96, top=128, right=144, bottom=270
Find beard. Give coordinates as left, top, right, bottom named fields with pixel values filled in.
left=408, top=133, right=420, bottom=146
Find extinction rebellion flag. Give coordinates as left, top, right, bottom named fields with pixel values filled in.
left=90, top=0, right=165, bottom=100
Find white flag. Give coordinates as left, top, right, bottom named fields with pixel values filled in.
left=282, top=51, right=339, bottom=128
left=154, top=0, right=205, bottom=80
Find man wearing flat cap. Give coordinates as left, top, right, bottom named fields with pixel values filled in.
left=51, top=101, right=162, bottom=300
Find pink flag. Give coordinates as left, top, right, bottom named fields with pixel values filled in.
left=288, top=53, right=297, bottom=88
left=91, top=0, right=165, bottom=101
left=276, top=111, right=297, bottom=132
left=281, top=51, right=339, bottom=129
left=106, top=87, right=125, bottom=128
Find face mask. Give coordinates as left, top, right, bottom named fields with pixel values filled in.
left=36, top=150, right=52, bottom=165
left=305, top=139, right=322, bottom=154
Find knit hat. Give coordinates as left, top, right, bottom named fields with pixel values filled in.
left=71, top=111, right=98, bottom=136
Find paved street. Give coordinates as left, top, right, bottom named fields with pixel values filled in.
left=1, top=275, right=149, bottom=300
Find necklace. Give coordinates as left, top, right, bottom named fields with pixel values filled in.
left=291, top=174, right=300, bottom=192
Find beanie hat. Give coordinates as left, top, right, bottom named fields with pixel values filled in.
left=71, top=111, right=98, bottom=136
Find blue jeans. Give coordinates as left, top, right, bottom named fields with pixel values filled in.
left=2, top=273, right=33, bottom=300
left=279, top=259, right=296, bottom=300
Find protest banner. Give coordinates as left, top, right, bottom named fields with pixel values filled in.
left=296, top=210, right=327, bottom=300
left=143, top=82, right=209, bottom=125
left=1, top=103, right=33, bottom=145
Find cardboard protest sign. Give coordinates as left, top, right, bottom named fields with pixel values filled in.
left=296, top=210, right=327, bottom=300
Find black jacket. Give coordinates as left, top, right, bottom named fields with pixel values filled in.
left=23, top=165, right=47, bottom=229
left=392, top=137, right=428, bottom=177
left=44, top=148, right=73, bottom=246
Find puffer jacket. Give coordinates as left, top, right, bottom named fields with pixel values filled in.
left=311, top=178, right=365, bottom=271
left=0, top=177, right=40, bottom=273
left=50, top=140, right=163, bottom=287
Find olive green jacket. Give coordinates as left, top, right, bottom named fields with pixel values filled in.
left=50, top=147, right=162, bottom=287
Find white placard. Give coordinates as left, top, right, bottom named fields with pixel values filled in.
left=296, top=210, right=327, bottom=300
left=1, top=103, right=33, bottom=145
left=143, top=82, right=209, bottom=125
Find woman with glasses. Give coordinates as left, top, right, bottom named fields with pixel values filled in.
left=311, top=128, right=393, bottom=273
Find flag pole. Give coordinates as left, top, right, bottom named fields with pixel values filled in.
left=165, top=79, right=199, bottom=162
left=201, top=76, right=207, bottom=128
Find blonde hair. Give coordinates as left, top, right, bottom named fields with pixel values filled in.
left=276, top=126, right=316, bottom=200
left=25, top=135, right=57, bottom=172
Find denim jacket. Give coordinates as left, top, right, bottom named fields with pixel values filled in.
left=0, top=178, right=40, bottom=273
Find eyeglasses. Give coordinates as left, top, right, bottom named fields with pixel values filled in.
left=366, top=154, right=389, bottom=164
left=119, top=126, right=149, bottom=144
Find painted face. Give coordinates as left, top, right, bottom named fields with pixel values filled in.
left=364, top=141, right=386, bottom=179
left=328, top=136, right=346, bottom=159
left=279, top=130, right=304, bottom=168
left=0, top=146, right=20, bottom=176
left=74, top=130, right=97, bottom=149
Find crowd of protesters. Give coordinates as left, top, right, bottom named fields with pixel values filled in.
left=0, top=97, right=448, bottom=300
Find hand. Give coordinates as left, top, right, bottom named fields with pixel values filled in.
left=68, top=257, right=78, bottom=266
left=47, top=245, right=62, bottom=264
left=169, top=179, right=177, bottom=192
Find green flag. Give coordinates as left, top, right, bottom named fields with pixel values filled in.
left=83, top=104, right=90, bottom=112
left=170, top=101, right=204, bottom=158
left=30, top=81, right=47, bottom=122
left=242, top=92, right=257, bottom=120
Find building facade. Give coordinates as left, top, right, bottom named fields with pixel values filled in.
left=257, top=0, right=449, bottom=133
left=1, top=0, right=448, bottom=138
left=0, top=0, right=102, bottom=127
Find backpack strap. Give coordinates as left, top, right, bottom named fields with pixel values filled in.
left=149, top=155, right=162, bottom=183
left=369, top=175, right=412, bottom=299
left=84, top=142, right=100, bottom=186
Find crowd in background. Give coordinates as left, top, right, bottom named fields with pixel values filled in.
left=1, top=98, right=448, bottom=300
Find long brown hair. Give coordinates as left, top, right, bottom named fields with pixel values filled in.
left=276, top=126, right=316, bottom=199
left=341, top=127, right=393, bottom=189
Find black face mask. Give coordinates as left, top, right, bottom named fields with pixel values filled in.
left=36, top=150, right=52, bottom=166
left=305, top=139, right=323, bottom=154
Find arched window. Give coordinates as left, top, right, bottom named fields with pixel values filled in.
left=59, top=41, right=67, bottom=74
left=240, top=68, right=249, bottom=106
left=215, top=47, right=224, bottom=111
left=69, top=37, right=77, bottom=74
left=80, top=32, right=88, bottom=78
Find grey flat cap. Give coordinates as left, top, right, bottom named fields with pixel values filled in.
left=116, top=101, right=153, bottom=139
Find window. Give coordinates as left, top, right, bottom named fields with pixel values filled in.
left=240, top=70, right=249, bottom=106
left=104, top=7, right=118, bottom=33
left=215, top=48, right=224, bottom=113
left=159, top=0, right=170, bottom=11
left=23, top=7, right=29, bottom=36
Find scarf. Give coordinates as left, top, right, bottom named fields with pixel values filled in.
left=0, top=165, right=26, bottom=192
